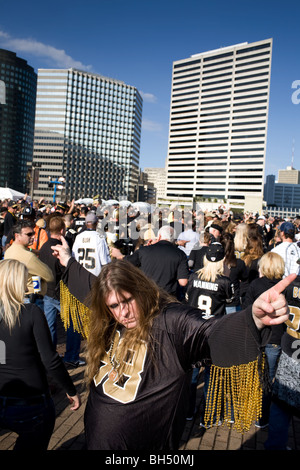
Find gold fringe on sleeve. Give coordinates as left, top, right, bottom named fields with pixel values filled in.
left=203, top=355, right=264, bottom=433
left=59, top=280, right=91, bottom=339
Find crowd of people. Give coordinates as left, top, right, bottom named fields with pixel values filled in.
left=0, top=194, right=299, bottom=450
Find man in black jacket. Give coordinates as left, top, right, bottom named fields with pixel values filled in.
left=125, top=225, right=189, bottom=298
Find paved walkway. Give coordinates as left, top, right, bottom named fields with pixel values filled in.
left=1, top=320, right=300, bottom=451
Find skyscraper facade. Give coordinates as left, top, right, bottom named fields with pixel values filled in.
left=32, top=68, right=142, bottom=201
left=0, top=49, right=37, bottom=192
left=165, top=39, right=272, bottom=207
left=144, top=167, right=166, bottom=203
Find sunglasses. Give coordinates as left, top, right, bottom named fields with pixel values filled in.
left=23, top=231, right=35, bottom=237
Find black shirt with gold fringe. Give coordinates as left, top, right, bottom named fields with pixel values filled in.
left=59, top=257, right=271, bottom=449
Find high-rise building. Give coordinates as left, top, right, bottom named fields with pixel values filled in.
left=264, top=173, right=300, bottom=209
left=144, top=167, right=166, bottom=203
left=0, top=49, right=37, bottom=192
left=165, top=39, right=272, bottom=208
left=278, top=166, right=300, bottom=184
left=32, top=68, right=142, bottom=201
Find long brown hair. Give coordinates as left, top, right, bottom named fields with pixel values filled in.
left=242, top=235, right=264, bottom=267
left=221, top=232, right=237, bottom=268
left=85, top=260, right=175, bottom=384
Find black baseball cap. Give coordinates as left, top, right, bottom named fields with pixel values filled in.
left=210, top=223, right=223, bottom=233
left=206, top=242, right=225, bottom=262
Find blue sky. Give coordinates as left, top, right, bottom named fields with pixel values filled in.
left=0, top=0, right=299, bottom=180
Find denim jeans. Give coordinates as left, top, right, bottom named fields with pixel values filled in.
left=63, top=317, right=82, bottom=363
left=43, top=295, right=60, bottom=347
left=0, top=394, right=55, bottom=450
left=257, top=343, right=281, bottom=426
left=44, top=296, right=81, bottom=362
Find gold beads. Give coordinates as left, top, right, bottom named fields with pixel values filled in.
left=203, top=355, right=264, bottom=433
left=59, top=281, right=91, bottom=339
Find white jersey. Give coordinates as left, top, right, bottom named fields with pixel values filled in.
left=72, top=229, right=111, bottom=276
left=271, top=241, right=300, bottom=278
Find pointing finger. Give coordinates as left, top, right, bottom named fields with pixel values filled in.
left=271, top=273, right=297, bottom=296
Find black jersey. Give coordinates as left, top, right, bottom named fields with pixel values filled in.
left=85, top=303, right=211, bottom=450
left=84, top=301, right=264, bottom=450
left=186, top=273, right=234, bottom=319
left=61, top=258, right=272, bottom=450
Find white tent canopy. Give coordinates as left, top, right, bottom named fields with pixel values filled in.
left=132, top=201, right=152, bottom=213
left=119, top=200, right=132, bottom=207
left=105, top=199, right=119, bottom=206
left=0, top=187, right=31, bottom=202
left=74, top=198, right=94, bottom=205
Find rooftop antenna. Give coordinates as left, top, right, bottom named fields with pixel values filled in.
left=292, top=138, right=295, bottom=169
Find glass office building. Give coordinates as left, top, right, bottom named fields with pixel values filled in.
left=0, top=49, right=37, bottom=192
left=32, top=68, right=142, bottom=201
left=166, top=39, right=272, bottom=206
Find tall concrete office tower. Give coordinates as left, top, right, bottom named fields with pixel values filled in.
left=32, top=68, right=142, bottom=201
left=165, top=39, right=272, bottom=209
left=0, top=49, right=37, bottom=193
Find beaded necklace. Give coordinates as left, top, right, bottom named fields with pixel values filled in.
left=107, top=333, right=122, bottom=382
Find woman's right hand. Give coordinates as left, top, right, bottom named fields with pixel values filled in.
left=67, top=393, right=81, bottom=411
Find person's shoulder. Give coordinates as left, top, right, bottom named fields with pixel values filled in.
left=20, top=302, right=44, bottom=322
left=236, top=257, right=245, bottom=266
left=72, top=230, right=84, bottom=242
left=154, top=301, right=194, bottom=326
left=5, top=243, right=25, bottom=256
left=219, top=274, right=232, bottom=285
left=271, top=242, right=283, bottom=251
left=40, top=237, right=61, bottom=252
left=247, top=276, right=261, bottom=287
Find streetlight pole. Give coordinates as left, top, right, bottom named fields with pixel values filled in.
left=48, top=176, right=65, bottom=203
left=27, top=161, right=42, bottom=200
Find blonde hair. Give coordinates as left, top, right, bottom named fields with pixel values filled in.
left=258, top=252, right=285, bottom=280
left=196, top=256, right=224, bottom=283
left=0, top=259, right=27, bottom=330
left=234, top=223, right=249, bottom=252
